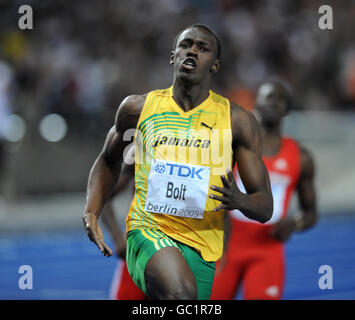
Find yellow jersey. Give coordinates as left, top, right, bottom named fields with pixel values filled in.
left=126, top=86, right=233, bottom=261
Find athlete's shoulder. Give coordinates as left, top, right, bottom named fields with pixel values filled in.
left=228, top=101, right=262, bottom=151
left=229, top=101, right=259, bottom=133
left=230, top=101, right=251, bottom=118
left=282, top=137, right=311, bottom=159
left=115, top=93, right=148, bottom=132
left=149, top=87, right=171, bottom=97
left=299, top=145, right=315, bottom=175
left=282, top=136, right=299, bottom=146
left=283, top=139, right=314, bottom=177
left=119, top=94, right=147, bottom=113
left=210, top=90, right=230, bottom=107
left=281, top=136, right=301, bottom=154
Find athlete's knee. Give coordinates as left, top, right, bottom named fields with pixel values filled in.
left=145, top=266, right=197, bottom=299
left=170, top=278, right=197, bottom=300
left=153, top=278, right=197, bottom=300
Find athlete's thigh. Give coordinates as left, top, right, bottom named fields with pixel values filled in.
left=145, top=246, right=197, bottom=300
left=243, top=249, right=284, bottom=300
left=177, top=241, right=216, bottom=300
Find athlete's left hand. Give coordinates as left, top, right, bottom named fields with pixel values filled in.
left=271, top=218, right=296, bottom=242
left=209, top=170, right=245, bottom=212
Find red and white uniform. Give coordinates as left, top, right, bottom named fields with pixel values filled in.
left=211, top=137, right=301, bottom=300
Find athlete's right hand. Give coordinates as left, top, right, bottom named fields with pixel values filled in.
left=83, top=213, right=113, bottom=257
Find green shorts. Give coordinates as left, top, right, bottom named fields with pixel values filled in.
left=126, top=229, right=215, bottom=300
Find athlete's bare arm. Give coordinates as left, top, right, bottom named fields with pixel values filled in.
left=272, top=147, right=318, bottom=242
left=209, top=103, right=273, bottom=223
left=100, top=162, right=135, bottom=259
left=83, top=95, right=145, bottom=256
left=296, top=147, right=318, bottom=229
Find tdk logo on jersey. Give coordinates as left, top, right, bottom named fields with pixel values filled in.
left=165, top=163, right=204, bottom=180
left=154, top=162, right=166, bottom=174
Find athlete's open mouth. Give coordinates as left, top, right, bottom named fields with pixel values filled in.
left=182, top=58, right=197, bottom=70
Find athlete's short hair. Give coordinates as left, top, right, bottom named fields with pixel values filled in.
left=173, top=24, right=222, bottom=60
left=259, top=79, right=293, bottom=110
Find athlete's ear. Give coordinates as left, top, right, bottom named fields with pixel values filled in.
left=170, top=51, right=175, bottom=65
left=210, top=59, right=221, bottom=73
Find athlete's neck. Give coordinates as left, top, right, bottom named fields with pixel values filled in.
left=172, top=79, right=210, bottom=112
left=261, top=122, right=281, bottom=137
left=261, top=123, right=283, bottom=156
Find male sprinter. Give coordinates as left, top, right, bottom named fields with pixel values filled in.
left=83, top=24, right=273, bottom=300
left=211, top=81, right=318, bottom=300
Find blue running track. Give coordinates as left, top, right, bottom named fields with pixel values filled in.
left=0, top=214, right=354, bottom=300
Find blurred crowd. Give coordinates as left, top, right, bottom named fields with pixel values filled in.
left=0, top=0, right=354, bottom=144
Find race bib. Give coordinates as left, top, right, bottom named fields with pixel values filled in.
left=144, top=159, right=211, bottom=219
